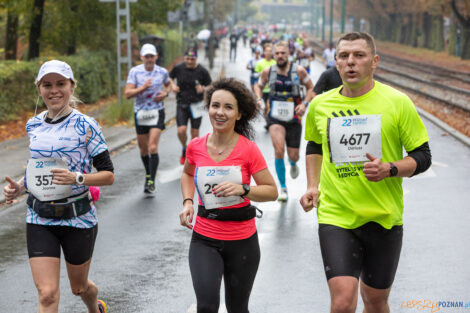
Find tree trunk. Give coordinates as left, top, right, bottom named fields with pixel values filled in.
left=400, top=14, right=411, bottom=45
left=422, top=12, right=432, bottom=49
left=27, top=0, right=45, bottom=60
left=66, top=1, right=79, bottom=55
left=5, top=9, right=18, bottom=60
left=462, top=28, right=470, bottom=59
left=448, top=13, right=457, bottom=56
left=388, top=14, right=396, bottom=42
left=451, top=0, right=470, bottom=59
left=410, top=13, right=419, bottom=47
left=431, top=14, right=444, bottom=51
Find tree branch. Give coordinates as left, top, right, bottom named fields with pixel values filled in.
left=451, top=0, right=470, bottom=27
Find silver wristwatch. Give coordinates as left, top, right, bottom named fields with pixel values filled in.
left=75, top=172, right=85, bottom=185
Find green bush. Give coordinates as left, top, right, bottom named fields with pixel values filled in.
left=101, top=98, right=134, bottom=126
left=0, top=51, right=117, bottom=122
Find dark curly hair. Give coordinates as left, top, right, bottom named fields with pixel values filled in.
left=204, top=77, right=259, bottom=140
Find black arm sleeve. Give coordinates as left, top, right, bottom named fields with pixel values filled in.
left=306, top=141, right=323, bottom=155
left=92, top=150, right=114, bottom=173
left=407, top=142, right=431, bottom=176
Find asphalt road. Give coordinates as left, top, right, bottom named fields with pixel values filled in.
left=0, top=42, right=469, bottom=313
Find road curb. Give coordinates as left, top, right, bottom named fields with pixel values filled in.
left=416, top=107, right=470, bottom=148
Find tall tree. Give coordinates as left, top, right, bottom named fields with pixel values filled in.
left=5, top=6, right=18, bottom=59
left=27, top=0, right=45, bottom=59
left=451, top=0, right=470, bottom=59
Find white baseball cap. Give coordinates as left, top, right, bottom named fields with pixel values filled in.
left=36, top=60, right=74, bottom=84
left=140, top=43, right=157, bottom=56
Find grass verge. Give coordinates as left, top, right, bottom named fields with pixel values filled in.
left=100, top=99, right=134, bottom=126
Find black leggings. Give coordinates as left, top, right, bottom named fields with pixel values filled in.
left=189, top=231, right=260, bottom=313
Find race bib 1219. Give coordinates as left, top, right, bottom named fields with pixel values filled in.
left=270, top=100, right=295, bottom=122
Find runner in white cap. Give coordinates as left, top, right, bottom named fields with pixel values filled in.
left=125, top=43, right=172, bottom=194
left=3, top=60, right=114, bottom=313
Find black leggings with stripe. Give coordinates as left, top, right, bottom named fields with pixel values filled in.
left=189, top=231, right=260, bottom=313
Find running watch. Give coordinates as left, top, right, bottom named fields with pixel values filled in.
left=241, top=184, right=250, bottom=197
left=75, top=172, right=85, bottom=185
left=389, top=163, right=398, bottom=177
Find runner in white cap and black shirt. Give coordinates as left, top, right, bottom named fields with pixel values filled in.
left=3, top=60, right=114, bottom=313
left=125, top=43, right=172, bottom=194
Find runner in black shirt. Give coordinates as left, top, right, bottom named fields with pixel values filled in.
left=170, top=48, right=212, bottom=164
left=313, top=66, right=342, bottom=96
left=229, top=32, right=238, bottom=62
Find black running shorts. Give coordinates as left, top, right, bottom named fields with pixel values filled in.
left=27, top=223, right=98, bottom=265
left=176, top=104, right=202, bottom=129
left=318, top=222, right=403, bottom=289
left=134, top=109, right=166, bottom=135
left=266, top=116, right=302, bottom=149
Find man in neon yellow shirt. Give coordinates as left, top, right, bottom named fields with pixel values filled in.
left=300, top=32, right=431, bottom=313
left=254, top=44, right=276, bottom=105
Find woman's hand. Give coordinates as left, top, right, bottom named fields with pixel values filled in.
left=51, top=168, right=76, bottom=185
left=212, top=182, right=244, bottom=197
left=179, top=204, right=194, bottom=230
left=3, top=176, right=22, bottom=203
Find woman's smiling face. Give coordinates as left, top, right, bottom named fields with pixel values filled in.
left=208, top=89, right=241, bottom=133
left=38, top=73, right=74, bottom=113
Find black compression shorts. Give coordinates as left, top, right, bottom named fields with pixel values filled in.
left=266, top=116, right=302, bottom=149
left=176, top=105, right=202, bottom=129
left=134, top=109, right=166, bottom=135
left=318, top=222, right=403, bottom=289
left=27, top=223, right=98, bottom=265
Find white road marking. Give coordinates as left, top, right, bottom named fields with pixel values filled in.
left=157, top=166, right=183, bottom=184
left=431, top=160, right=449, bottom=168
left=412, top=167, right=436, bottom=179
left=187, top=303, right=227, bottom=313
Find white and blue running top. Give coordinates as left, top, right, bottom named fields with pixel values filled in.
left=25, top=109, right=108, bottom=228
left=126, top=64, right=170, bottom=112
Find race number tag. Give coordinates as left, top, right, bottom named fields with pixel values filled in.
left=299, top=58, right=310, bottom=68
left=190, top=101, right=205, bottom=119
left=195, top=166, right=244, bottom=209
left=271, top=100, right=295, bottom=122
left=328, top=115, right=382, bottom=163
left=136, top=108, right=159, bottom=126
left=26, top=158, right=73, bottom=201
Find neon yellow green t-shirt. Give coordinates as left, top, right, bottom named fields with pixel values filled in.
left=305, top=81, right=429, bottom=229
left=255, top=58, right=276, bottom=93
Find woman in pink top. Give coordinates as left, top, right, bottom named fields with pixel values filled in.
left=179, top=78, right=277, bottom=313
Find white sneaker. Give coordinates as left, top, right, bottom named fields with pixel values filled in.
left=290, top=163, right=299, bottom=179
left=278, top=188, right=288, bottom=202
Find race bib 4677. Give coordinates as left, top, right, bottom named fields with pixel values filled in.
left=327, top=115, right=382, bottom=163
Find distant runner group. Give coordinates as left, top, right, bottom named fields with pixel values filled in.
left=2, top=30, right=431, bottom=313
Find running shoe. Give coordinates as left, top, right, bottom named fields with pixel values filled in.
left=145, top=180, right=156, bottom=194
left=278, top=188, right=288, bottom=202
left=143, top=175, right=150, bottom=193
left=290, top=163, right=299, bottom=179
left=97, top=300, right=107, bottom=313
